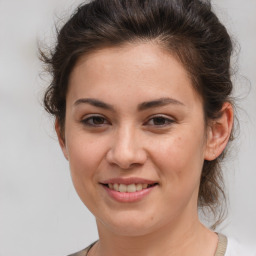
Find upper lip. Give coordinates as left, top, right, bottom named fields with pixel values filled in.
left=100, top=177, right=158, bottom=185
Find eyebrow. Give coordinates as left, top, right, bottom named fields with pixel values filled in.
left=73, top=97, right=184, bottom=111
left=73, top=98, right=114, bottom=111
left=138, top=97, right=184, bottom=111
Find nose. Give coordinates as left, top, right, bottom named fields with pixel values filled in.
left=106, top=126, right=147, bottom=169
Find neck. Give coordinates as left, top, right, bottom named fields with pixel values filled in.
left=94, top=215, right=218, bottom=256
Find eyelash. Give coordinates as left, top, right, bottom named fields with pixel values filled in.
left=81, top=115, right=110, bottom=127
left=81, top=114, right=175, bottom=128
left=144, top=115, right=175, bottom=127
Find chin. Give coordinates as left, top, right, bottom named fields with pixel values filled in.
left=96, top=210, right=166, bottom=237
left=99, top=221, right=157, bottom=237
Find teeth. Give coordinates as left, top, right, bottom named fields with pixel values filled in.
left=127, top=184, right=136, bottom=192
left=119, top=184, right=127, bottom=192
left=108, top=183, right=151, bottom=192
left=113, top=183, right=119, bottom=191
left=136, top=184, right=142, bottom=191
left=142, top=184, right=147, bottom=189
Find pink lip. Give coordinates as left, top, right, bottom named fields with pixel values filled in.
left=101, top=177, right=157, bottom=185
left=102, top=185, right=156, bottom=203
left=100, top=177, right=158, bottom=203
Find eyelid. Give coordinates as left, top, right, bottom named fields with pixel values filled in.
left=144, top=114, right=175, bottom=126
left=81, top=114, right=111, bottom=127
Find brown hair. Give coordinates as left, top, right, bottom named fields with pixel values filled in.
left=41, top=0, right=234, bottom=227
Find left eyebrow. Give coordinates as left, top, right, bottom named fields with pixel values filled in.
left=138, top=97, right=185, bottom=111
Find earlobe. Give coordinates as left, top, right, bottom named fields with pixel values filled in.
left=55, top=120, right=69, bottom=160
left=204, top=102, right=234, bottom=161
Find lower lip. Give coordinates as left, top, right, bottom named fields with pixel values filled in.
left=102, top=185, right=156, bottom=203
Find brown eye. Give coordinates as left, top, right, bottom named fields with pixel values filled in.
left=152, top=117, right=168, bottom=125
left=81, top=115, right=109, bottom=127
left=91, top=116, right=105, bottom=125
left=145, top=115, right=175, bottom=127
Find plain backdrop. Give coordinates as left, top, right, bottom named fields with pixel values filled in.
left=0, top=0, right=255, bottom=255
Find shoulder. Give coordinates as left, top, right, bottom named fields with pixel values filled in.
left=67, top=241, right=97, bottom=256
left=68, top=248, right=88, bottom=256
left=225, top=237, right=256, bottom=256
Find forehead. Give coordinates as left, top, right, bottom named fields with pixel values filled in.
left=68, top=42, right=201, bottom=107
left=73, top=42, right=186, bottom=79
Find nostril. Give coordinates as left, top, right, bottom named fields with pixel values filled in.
left=106, top=147, right=147, bottom=170
left=105, top=132, right=148, bottom=170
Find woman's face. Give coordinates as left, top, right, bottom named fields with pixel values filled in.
left=59, top=43, right=212, bottom=236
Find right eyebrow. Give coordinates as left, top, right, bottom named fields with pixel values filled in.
left=73, top=98, right=115, bottom=111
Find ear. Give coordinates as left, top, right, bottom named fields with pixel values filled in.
left=55, top=120, right=69, bottom=160
left=204, top=102, right=234, bottom=161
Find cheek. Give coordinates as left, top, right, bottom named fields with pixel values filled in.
left=65, top=136, right=108, bottom=214
left=65, top=133, right=106, bottom=190
left=149, top=130, right=206, bottom=183
left=151, top=133, right=206, bottom=209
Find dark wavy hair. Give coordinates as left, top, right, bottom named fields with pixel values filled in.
left=41, top=0, right=235, bottom=228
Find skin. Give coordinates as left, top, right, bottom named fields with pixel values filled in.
left=56, top=43, right=233, bottom=256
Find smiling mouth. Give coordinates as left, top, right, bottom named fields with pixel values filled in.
left=102, top=183, right=158, bottom=193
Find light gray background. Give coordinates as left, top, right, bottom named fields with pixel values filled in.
left=0, top=0, right=255, bottom=255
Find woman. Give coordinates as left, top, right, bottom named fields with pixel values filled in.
left=41, top=0, right=253, bottom=255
